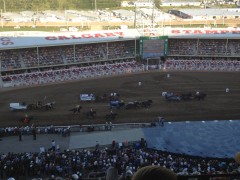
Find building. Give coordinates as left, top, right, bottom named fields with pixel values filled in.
left=168, top=8, right=240, bottom=20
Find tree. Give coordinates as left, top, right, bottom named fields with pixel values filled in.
left=49, top=0, right=60, bottom=10
left=154, top=0, right=161, bottom=9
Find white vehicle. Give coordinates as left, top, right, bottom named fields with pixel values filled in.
left=9, top=102, right=28, bottom=111
left=80, top=94, right=96, bottom=102
left=69, top=27, right=78, bottom=32
left=60, top=28, right=68, bottom=32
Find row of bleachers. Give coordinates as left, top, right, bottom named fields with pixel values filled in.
left=168, top=39, right=198, bottom=55
left=74, top=43, right=104, bottom=63
left=105, top=41, right=135, bottom=60
left=168, top=39, right=240, bottom=56
left=0, top=132, right=238, bottom=179
left=0, top=50, right=22, bottom=71
left=38, top=46, right=64, bottom=66
left=2, top=61, right=144, bottom=88
left=21, top=48, right=38, bottom=67
left=198, top=39, right=227, bottom=55
left=228, top=40, right=240, bottom=55
left=164, top=59, right=240, bottom=71
left=1, top=41, right=136, bottom=72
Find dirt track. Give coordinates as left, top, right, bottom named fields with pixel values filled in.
left=0, top=70, right=240, bottom=127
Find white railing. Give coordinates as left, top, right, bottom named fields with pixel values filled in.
left=164, top=60, right=240, bottom=71
left=1, top=61, right=144, bottom=88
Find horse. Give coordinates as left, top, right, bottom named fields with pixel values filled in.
left=42, top=101, right=55, bottom=110
left=194, top=92, right=207, bottom=101
left=141, top=100, right=153, bottom=108
left=27, top=103, right=38, bottom=110
left=105, top=113, right=118, bottom=121
left=84, top=110, right=96, bottom=119
left=27, top=100, right=43, bottom=110
left=95, top=94, right=107, bottom=102
left=69, top=105, right=82, bottom=114
left=125, top=101, right=140, bottom=110
left=181, top=93, right=193, bottom=101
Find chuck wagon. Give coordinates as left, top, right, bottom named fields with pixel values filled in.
left=9, top=102, right=28, bottom=111
left=80, top=94, right=96, bottom=102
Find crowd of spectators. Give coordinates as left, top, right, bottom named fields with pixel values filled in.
left=227, top=40, right=240, bottom=55
left=0, top=125, right=71, bottom=138
left=105, top=41, right=135, bottom=60
left=38, top=47, right=64, bottom=66
left=0, top=134, right=239, bottom=180
left=1, top=61, right=144, bottom=88
left=0, top=50, right=22, bottom=71
left=21, top=48, right=39, bottom=68
left=168, top=39, right=198, bottom=55
left=164, top=59, right=240, bottom=71
left=168, top=39, right=240, bottom=56
left=198, top=39, right=228, bottom=55
left=1, top=41, right=136, bottom=74
left=2, top=38, right=240, bottom=89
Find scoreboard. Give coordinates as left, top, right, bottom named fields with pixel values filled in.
left=139, top=36, right=168, bottom=59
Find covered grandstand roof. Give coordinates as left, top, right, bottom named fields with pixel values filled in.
left=0, top=29, right=140, bottom=50
left=165, top=27, right=240, bottom=38
left=1, top=28, right=240, bottom=50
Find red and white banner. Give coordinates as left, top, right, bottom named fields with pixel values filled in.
left=1, top=28, right=240, bottom=49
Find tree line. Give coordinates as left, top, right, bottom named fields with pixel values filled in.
left=1, top=0, right=122, bottom=12
left=1, top=0, right=162, bottom=12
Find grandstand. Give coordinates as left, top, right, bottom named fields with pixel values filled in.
left=1, top=28, right=240, bottom=87
left=0, top=29, right=143, bottom=87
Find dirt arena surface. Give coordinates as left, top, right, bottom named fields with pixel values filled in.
left=0, top=71, right=240, bottom=127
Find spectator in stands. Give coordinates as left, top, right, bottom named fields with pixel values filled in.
left=18, top=128, right=22, bottom=141
left=51, top=140, right=56, bottom=151
left=106, top=162, right=120, bottom=180
left=158, top=117, right=165, bottom=127
left=32, top=127, right=36, bottom=140
left=119, top=169, right=133, bottom=180
left=132, top=166, right=177, bottom=180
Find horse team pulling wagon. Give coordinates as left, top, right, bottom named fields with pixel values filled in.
left=162, top=91, right=207, bottom=102
left=9, top=88, right=206, bottom=124
left=9, top=101, right=56, bottom=111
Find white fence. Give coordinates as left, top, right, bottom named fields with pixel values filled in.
left=1, top=61, right=144, bottom=88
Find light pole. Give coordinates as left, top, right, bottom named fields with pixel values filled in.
left=1, top=9, right=3, bottom=28
left=3, top=0, right=6, bottom=12
left=94, top=0, right=97, bottom=11
left=205, top=14, right=208, bottom=27
left=134, top=4, right=136, bottom=29
left=222, top=13, right=225, bottom=26
left=151, top=1, right=155, bottom=28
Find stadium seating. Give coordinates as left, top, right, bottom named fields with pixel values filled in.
left=198, top=39, right=227, bottom=55
left=21, top=48, right=39, bottom=67
left=0, top=50, right=22, bottom=71
left=168, top=39, right=198, bottom=55
left=168, top=38, right=240, bottom=56
left=164, top=59, right=240, bottom=71
left=227, top=39, right=240, bottom=56
left=1, top=61, right=144, bottom=87
left=1, top=38, right=240, bottom=88
left=0, top=126, right=239, bottom=179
